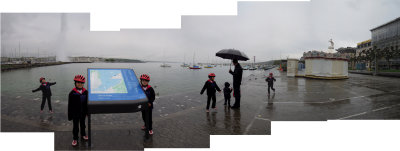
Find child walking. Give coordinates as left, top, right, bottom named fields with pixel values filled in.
left=32, top=77, right=56, bottom=113
left=223, top=82, right=233, bottom=107
left=68, top=75, right=88, bottom=146
left=200, top=73, right=221, bottom=112
left=265, top=73, right=276, bottom=96
left=139, top=74, right=156, bottom=135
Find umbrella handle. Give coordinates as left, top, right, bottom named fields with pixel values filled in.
left=230, top=63, right=232, bottom=70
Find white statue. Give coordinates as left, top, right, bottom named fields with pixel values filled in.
left=328, top=39, right=334, bottom=50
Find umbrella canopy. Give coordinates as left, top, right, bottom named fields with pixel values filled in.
left=216, top=49, right=249, bottom=61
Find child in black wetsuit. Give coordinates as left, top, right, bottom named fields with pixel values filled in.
left=68, top=75, right=88, bottom=146
left=139, top=74, right=156, bottom=136
left=265, top=73, right=276, bottom=95
left=32, top=77, right=56, bottom=113
left=223, top=82, right=233, bottom=107
left=200, top=73, right=221, bottom=112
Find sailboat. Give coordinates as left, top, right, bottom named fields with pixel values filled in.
left=189, top=52, right=202, bottom=69
left=204, top=55, right=213, bottom=68
left=181, top=53, right=190, bottom=67
left=160, top=51, right=171, bottom=67
left=204, top=65, right=213, bottom=68
left=181, top=63, right=190, bottom=67
left=160, top=62, right=171, bottom=67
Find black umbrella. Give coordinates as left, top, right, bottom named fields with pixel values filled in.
left=216, top=49, right=249, bottom=69
left=216, top=49, right=249, bottom=61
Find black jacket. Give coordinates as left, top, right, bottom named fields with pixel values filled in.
left=201, top=80, right=221, bottom=96
left=229, top=63, right=243, bottom=86
left=266, top=77, right=276, bottom=85
left=223, top=87, right=232, bottom=98
left=68, top=88, right=88, bottom=121
left=142, top=85, right=156, bottom=109
left=32, top=82, right=56, bottom=96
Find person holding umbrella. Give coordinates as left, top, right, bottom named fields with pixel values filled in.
left=216, top=49, right=248, bottom=109
left=229, top=59, right=243, bottom=108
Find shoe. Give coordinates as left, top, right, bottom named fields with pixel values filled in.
left=149, top=130, right=154, bottom=135
left=141, top=125, right=146, bottom=130
left=49, top=110, right=53, bottom=114
left=40, top=110, right=43, bottom=113
left=206, top=110, right=210, bottom=112
left=212, top=107, right=217, bottom=111
left=82, top=136, right=88, bottom=141
left=231, top=106, right=239, bottom=109
left=273, top=90, right=276, bottom=93
left=71, top=140, right=77, bottom=146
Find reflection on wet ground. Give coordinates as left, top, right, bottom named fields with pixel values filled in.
left=3, top=69, right=400, bottom=149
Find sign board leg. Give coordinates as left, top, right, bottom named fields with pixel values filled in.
left=88, top=114, right=91, bottom=147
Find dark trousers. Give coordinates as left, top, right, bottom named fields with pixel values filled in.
left=141, top=108, right=153, bottom=131
left=206, top=94, right=217, bottom=110
left=268, top=84, right=275, bottom=94
left=41, top=95, right=52, bottom=111
left=232, top=85, right=241, bottom=107
left=72, top=115, right=86, bottom=140
left=224, top=97, right=231, bottom=106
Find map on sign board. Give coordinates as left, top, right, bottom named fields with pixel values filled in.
left=90, top=70, right=128, bottom=93
left=88, top=68, right=147, bottom=102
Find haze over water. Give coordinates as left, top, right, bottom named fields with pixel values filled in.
left=1, top=63, right=259, bottom=102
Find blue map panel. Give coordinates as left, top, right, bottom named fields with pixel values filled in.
left=87, top=68, right=148, bottom=114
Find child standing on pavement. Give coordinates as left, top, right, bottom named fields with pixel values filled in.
left=68, top=75, right=88, bottom=146
left=265, top=73, right=276, bottom=96
left=223, top=82, right=233, bottom=107
left=200, top=73, right=221, bottom=112
left=139, top=74, right=156, bottom=136
left=32, top=77, right=56, bottom=113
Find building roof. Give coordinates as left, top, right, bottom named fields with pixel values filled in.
left=357, top=39, right=371, bottom=46
left=370, top=17, right=400, bottom=31
left=336, top=47, right=356, bottom=53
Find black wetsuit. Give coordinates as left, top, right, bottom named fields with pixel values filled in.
left=68, top=88, right=88, bottom=140
left=229, top=63, right=243, bottom=108
left=141, top=85, right=155, bottom=132
left=201, top=79, right=221, bottom=110
left=223, top=86, right=232, bottom=106
left=266, top=76, right=276, bottom=94
left=32, top=82, right=56, bottom=111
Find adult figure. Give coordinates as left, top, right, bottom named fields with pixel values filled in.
left=229, top=59, right=243, bottom=108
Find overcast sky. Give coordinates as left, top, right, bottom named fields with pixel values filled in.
left=1, top=0, right=400, bottom=62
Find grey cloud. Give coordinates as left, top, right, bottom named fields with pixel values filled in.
left=1, top=0, right=399, bottom=62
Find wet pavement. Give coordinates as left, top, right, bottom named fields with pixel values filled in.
left=2, top=69, right=400, bottom=150
left=2, top=72, right=271, bottom=150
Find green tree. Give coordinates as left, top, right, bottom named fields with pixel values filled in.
left=365, top=48, right=374, bottom=70
left=394, top=45, right=400, bottom=59
left=382, top=46, right=395, bottom=70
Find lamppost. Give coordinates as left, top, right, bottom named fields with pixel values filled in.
left=374, top=48, right=377, bottom=76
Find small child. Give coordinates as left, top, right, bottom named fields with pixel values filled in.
left=200, top=73, right=221, bottom=112
left=223, top=82, right=233, bottom=107
left=68, top=75, right=88, bottom=146
left=139, top=74, right=156, bottom=136
left=32, top=77, right=56, bottom=113
left=265, top=73, right=276, bottom=95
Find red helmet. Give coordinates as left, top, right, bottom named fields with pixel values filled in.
left=140, top=74, right=150, bottom=81
left=39, top=77, right=45, bottom=82
left=208, top=73, right=216, bottom=77
left=269, top=73, right=273, bottom=76
left=74, top=75, right=86, bottom=83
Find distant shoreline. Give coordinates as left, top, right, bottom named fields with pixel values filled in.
left=1, top=62, right=73, bottom=71
left=0, top=61, right=150, bottom=71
